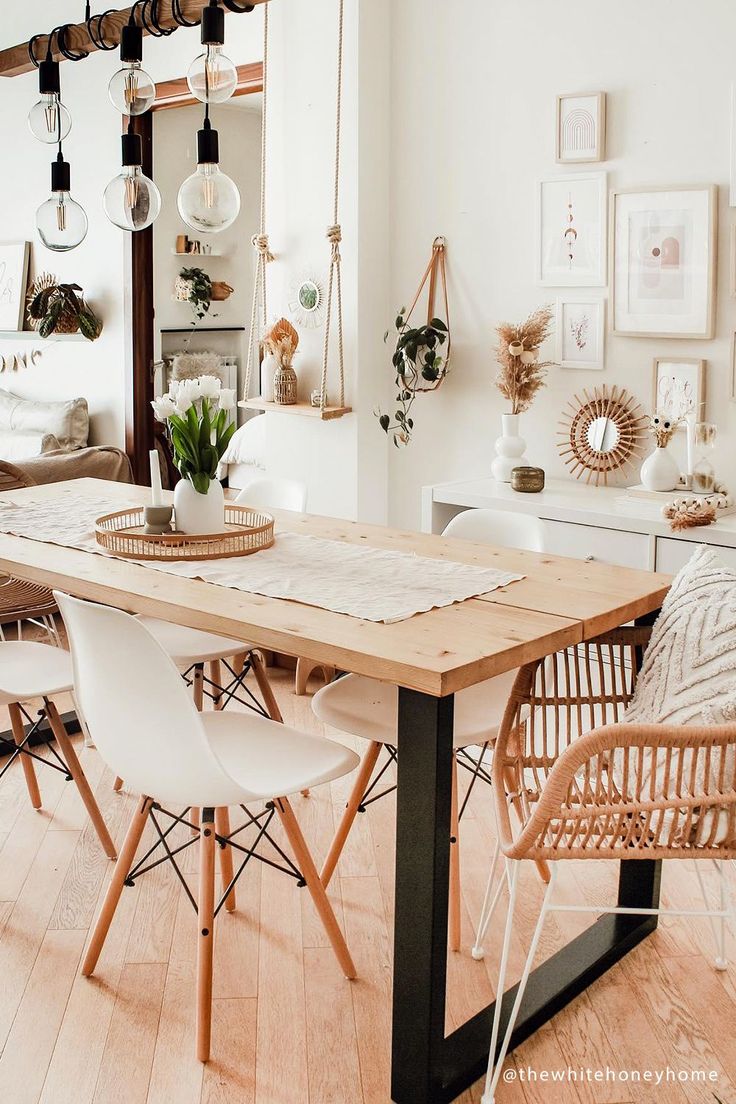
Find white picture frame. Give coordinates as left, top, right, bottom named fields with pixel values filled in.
left=536, top=173, right=607, bottom=287
left=652, top=357, right=706, bottom=429
left=611, top=185, right=717, bottom=339
left=555, top=296, right=606, bottom=370
left=556, top=92, right=606, bottom=164
left=0, top=242, right=30, bottom=332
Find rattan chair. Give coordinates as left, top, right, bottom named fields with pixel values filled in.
left=0, top=462, right=59, bottom=645
left=476, top=626, right=736, bottom=1104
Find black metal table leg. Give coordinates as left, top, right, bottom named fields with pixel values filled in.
left=390, top=686, right=663, bottom=1104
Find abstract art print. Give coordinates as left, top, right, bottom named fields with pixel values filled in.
left=536, top=173, right=607, bottom=287
left=555, top=296, right=605, bottom=369
left=0, top=242, right=30, bottom=332
left=556, top=92, right=606, bottom=163
left=612, top=186, right=717, bottom=338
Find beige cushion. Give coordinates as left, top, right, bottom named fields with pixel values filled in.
left=0, top=391, right=88, bottom=450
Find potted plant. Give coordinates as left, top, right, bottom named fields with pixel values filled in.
left=376, top=310, right=449, bottom=447
left=151, top=375, right=236, bottom=534
left=26, top=273, right=102, bottom=341
left=175, top=266, right=233, bottom=324
left=492, top=306, right=554, bottom=481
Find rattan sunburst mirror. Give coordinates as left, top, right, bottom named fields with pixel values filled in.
left=558, top=385, right=648, bottom=486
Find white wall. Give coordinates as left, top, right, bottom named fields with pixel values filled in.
left=387, top=0, right=736, bottom=528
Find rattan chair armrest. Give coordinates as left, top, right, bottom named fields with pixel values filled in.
left=496, top=720, right=736, bottom=860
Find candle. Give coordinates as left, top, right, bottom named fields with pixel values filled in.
left=149, top=449, right=163, bottom=507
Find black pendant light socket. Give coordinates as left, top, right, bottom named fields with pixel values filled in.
left=197, top=120, right=220, bottom=165
left=51, top=152, right=71, bottom=194
left=201, top=2, right=225, bottom=47
left=120, top=23, right=144, bottom=64
left=121, top=131, right=143, bottom=168
left=38, top=58, right=61, bottom=96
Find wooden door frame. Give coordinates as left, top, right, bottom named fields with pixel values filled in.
left=125, top=62, right=263, bottom=483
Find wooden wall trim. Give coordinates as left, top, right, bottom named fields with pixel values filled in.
left=154, top=62, right=263, bottom=112
left=0, top=2, right=267, bottom=79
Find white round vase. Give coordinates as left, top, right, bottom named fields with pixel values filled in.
left=174, top=477, right=225, bottom=534
left=491, top=413, right=529, bottom=483
left=640, top=446, right=679, bottom=493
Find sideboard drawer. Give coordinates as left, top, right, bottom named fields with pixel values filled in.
left=656, top=536, right=736, bottom=575
left=542, top=519, right=650, bottom=569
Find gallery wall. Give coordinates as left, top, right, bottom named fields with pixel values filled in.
left=386, top=0, right=736, bottom=528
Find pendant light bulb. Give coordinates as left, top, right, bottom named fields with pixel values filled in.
left=28, top=60, right=72, bottom=144
left=104, top=132, right=162, bottom=231
left=108, top=21, right=155, bottom=115
left=186, top=3, right=237, bottom=104
left=36, top=153, right=88, bottom=252
left=177, top=120, right=240, bottom=234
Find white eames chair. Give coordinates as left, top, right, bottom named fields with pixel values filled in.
left=56, top=592, right=359, bottom=1062
left=311, top=508, right=547, bottom=952
left=0, top=641, right=116, bottom=860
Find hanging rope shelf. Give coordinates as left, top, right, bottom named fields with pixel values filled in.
left=240, top=0, right=352, bottom=422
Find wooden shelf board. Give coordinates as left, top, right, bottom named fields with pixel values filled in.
left=239, top=398, right=352, bottom=421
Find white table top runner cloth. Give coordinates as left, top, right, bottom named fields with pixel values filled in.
left=0, top=496, right=525, bottom=624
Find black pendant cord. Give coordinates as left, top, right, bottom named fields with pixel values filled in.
left=86, top=9, right=120, bottom=52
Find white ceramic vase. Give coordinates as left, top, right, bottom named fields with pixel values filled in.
left=491, top=413, right=529, bottom=483
left=174, top=477, right=225, bottom=534
left=260, top=352, right=277, bottom=402
left=640, top=446, right=679, bottom=493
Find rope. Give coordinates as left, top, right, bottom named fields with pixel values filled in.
left=404, top=236, right=451, bottom=393
left=319, top=0, right=345, bottom=411
left=243, top=2, right=272, bottom=402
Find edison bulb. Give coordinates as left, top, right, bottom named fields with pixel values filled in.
left=28, top=95, right=72, bottom=144
left=36, top=192, right=88, bottom=252
left=177, top=163, right=240, bottom=233
left=108, top=62, right=156, bottom=116
left=104, top=166, right=161, bottom=231
left=186, top=46, right=237, bottom=104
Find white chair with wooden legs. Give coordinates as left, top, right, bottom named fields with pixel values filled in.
left=56, top=592, right=359, bottom=1063
left=476, top=628, right=736, bottom=1104
left=0, top=641, right=116, bottom=860
left=311, top=508, right=547, bottom=952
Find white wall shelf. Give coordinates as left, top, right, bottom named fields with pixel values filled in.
left=0, top=331, right=87, bottom=342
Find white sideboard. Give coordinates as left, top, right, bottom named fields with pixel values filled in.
left=422, top=477, right=736, bottom=575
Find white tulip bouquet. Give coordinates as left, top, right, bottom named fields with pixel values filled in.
left=151, top=375, right=236, bottom=495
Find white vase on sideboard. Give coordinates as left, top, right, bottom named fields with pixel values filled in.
left=491, top=413, right=529, bottom=482
left=174, top=478, right=225, bottom=534
left=640, top=446, right=679, bottom=493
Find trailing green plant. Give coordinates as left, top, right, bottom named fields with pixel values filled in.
left=26, top=274, right=102, bottom=341
left=376, top=308, right=449, bottom=447
left=151, top=376, right=236, bottom=495
left=179, top=266, right=214, bottom=323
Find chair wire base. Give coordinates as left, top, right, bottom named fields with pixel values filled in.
left=0, top=708, right=73, bottom=785
left=182, top=656, right=270, bottom=718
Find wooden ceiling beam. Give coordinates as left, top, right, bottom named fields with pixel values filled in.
left=0, top=0, right=266, bottom=79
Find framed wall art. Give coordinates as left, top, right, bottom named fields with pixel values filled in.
left=652, top=357, right=706, bottom=428
left=0, top=242, right=30, bottom=332
left=611, top=185, right=717, bottom=338
left=556, top=92, right=606, bottom=164
left=555, top=296, right=605, bottom=370
left=536, top=172, right=607, bottom=287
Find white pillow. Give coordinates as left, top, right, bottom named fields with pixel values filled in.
left=0, top=430, right=62, bottom=462
left=624, top=545, right=736, bottom=846
left=0, top=391, right=88, bottom=451
left=220, top=414, right=266, bottom=467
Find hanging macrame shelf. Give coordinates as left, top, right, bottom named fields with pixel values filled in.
left=240, top=397, right=352, bottom=421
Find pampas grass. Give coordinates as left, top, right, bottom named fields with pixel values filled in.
left=649, top=411, right=686, bottom=448
left=494, top=306, right=554, bottom=414
left=263, top=317, right=299, bottom=367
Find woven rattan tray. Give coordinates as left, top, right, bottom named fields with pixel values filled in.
left=95, top=505, right=275, bottom=561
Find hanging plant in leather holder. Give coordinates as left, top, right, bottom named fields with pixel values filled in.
left=377, top=237, right=450, bottom=447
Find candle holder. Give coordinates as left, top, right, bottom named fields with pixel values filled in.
left=143, top=505, right=174, bottom=535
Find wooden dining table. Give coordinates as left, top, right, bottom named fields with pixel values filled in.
left=0, top=478, right=671, bottom=1104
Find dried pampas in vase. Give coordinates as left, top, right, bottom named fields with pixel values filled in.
left=491, top=306, right=554, bottom=483
left=264, top=317, right=299, bottom=405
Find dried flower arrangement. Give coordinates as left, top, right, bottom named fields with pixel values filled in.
left=664, top=498, right=717, bottom=531
left=649, top=410, right=686, bottom=448
left=262, top=316, right=299, bottom=366
left=494, top=306, right=554, bottom=414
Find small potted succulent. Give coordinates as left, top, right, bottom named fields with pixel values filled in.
left=26, top=273, right=102, bottom=341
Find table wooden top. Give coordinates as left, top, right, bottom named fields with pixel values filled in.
left=0, top=479, right=671, bottom=697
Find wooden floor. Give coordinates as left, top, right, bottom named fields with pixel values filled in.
left=0, top=663, right=734, bottom=1104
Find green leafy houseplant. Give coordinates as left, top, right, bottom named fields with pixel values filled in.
left=26, top=274, right=102, bottom=341
left=376, top=309, right=449, bottom=447
left=178, top=266, right=213, bottom=323
left=151, top=376, right=236, bottom=495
